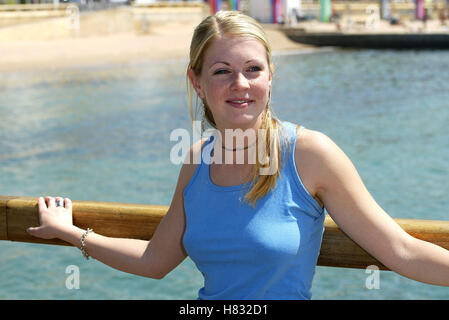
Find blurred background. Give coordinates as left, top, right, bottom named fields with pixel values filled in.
left=1, top=0, right=448, bottom=300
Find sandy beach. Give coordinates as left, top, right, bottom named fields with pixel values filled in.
left=3, top=4, right=445, bottom=73
left=0, top=7, right=313, bottom=73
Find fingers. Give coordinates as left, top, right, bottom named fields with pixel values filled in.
left=64, top=198, right=72, bottom=211
left=46, top=196, right=56, bottom=208
left=55, top=197, right=64, bottom=208
left=37, top=195, right=73, bottom=212
left=37, top=196, right=46, bottom=211
left=41, top=196, right=72, bottom=209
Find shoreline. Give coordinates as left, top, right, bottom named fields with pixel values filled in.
left=0, top=10, right=315, bottom=73
left=1, top=5, right=447, bottom=73
left=0, top=45, right=332, bottom=75
left=0, top=30, right=315, bottom=73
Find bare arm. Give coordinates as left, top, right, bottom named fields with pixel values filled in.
left=27, top=140, right=205, bottom=279
left=296, top=128, right=449, bottom=286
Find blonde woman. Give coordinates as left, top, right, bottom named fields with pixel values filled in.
left=27, top=11, right=449, bottom=300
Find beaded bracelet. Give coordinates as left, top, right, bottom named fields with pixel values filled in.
left=80, top=228, right=93, bottom=260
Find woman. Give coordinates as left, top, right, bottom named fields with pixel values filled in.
left=27, top=11, right=449, bottom=299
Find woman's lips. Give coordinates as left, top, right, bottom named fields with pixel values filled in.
left=226, top=99, right=253, bottom=109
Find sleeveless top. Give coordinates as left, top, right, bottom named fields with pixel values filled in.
left=182, top=121, right=325, bottom=300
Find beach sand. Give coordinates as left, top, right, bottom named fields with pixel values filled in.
left=0, top=7, right=313, bottom=73
left=2, top=4, right=447, bottom=73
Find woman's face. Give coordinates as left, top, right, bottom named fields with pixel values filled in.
left=190, top=35, right=272, bottom=131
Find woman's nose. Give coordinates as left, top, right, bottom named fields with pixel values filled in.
left=230, top=72, right=250, bottom=90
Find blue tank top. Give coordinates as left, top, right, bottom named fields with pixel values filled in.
left=182, top=121, right=325, bottom=300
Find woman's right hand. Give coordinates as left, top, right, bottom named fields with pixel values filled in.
left=27, top=196, right=74, bottom=240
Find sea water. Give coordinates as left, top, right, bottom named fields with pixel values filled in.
left=0, top=49, right=448, bottom=299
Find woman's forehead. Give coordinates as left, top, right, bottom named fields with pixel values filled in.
left=204, top=35, right=268, bottom=63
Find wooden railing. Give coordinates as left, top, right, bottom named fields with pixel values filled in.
left=1, top=195, right=449, bottom=270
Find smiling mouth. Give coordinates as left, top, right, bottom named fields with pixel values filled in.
left=226, top=99, right=254, bottom=108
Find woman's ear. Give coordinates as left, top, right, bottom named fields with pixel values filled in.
left=187, top=68, right=205, bottom=99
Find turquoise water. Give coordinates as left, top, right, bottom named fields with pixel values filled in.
left=1, top=49, right=448, bottom=299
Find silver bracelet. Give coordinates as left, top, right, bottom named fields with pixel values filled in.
left=80, top=228, right=93, bottom=260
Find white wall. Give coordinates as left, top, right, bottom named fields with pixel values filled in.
left=283, top=0, right=301, bottom=24
left=248, top=0, right=272, bottom=23
left=248, top=0, right=302, bottom=24
left=134, top=0, right=157, bottom=4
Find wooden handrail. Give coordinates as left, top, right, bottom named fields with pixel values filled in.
left=1, top=195, right=449, bottom=271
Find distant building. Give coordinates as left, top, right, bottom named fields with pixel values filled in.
left=245, top=0, right=301, bottom=24
left=133, top=0, right=203, bottom=4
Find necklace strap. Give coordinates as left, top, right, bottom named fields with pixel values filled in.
left=222, top=139, right=257, bottom=152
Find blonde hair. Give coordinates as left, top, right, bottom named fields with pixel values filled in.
left=186, top=10, right=286, bottom=207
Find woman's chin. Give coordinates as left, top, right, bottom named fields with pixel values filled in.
left=219, top=115, right=263, bottom=130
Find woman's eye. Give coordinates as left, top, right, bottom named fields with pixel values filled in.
left=248, top=66, right=261, bottom=72
left=213, top=69, right=229, bottom=75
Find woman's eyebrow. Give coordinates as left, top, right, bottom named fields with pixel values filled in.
left=209, top=61, right=230, bottom=69
left=209, top=59, right=263, bottom=69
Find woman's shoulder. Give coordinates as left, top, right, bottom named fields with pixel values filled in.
left=296, top=126, right=350, bottom=174
left=295, top=126, right=335, bottom=154
left=278, top=120, right=342, bottom=165
left=293, top=125, right=345, bottom=206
